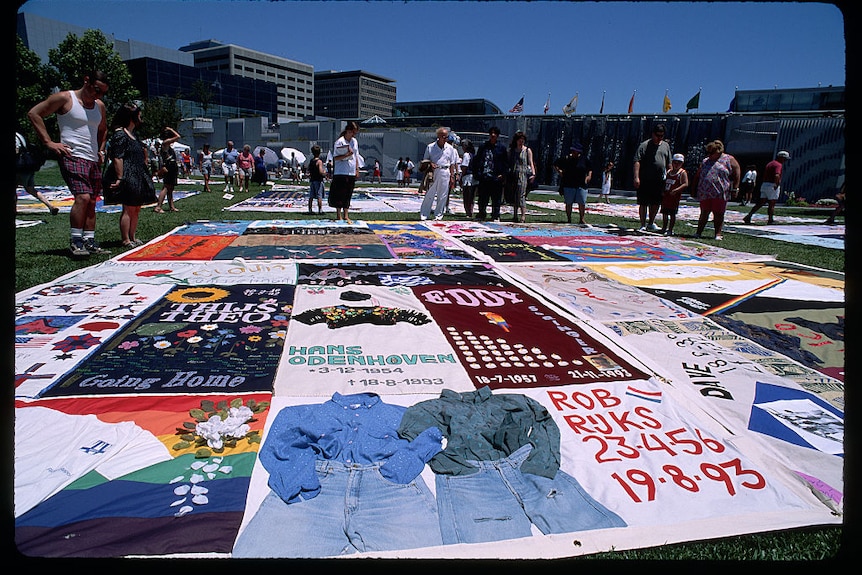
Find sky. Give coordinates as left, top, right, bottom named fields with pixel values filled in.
left=17, top=0, right=847, bottom=115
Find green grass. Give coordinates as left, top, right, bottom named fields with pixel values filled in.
left=13, top=163, right=845, bottom=560
left=15, top=163, right=844, bottom=293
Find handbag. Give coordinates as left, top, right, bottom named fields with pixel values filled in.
left=102, top=178, right=123, bottom=205
left=16, top=143, right=45, bottom=173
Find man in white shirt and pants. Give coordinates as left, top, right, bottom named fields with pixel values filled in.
left=420, top=127, right=459, bottom=221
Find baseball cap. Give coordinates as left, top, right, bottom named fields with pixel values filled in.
left=777, top=151, right=790, bottom=159
left=672, top=154, right=685, bottom=162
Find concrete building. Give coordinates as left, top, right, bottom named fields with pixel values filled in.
left=180, top=40, right=314, bottom=123
left=16, top=11, right=193, bottom=66
left=314, top=70, right=396, bottom=120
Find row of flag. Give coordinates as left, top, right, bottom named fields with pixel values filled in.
left=513, top=90, right=703, bottom=115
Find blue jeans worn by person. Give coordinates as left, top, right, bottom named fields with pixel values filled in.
left=434, top=444, right=626, bottom=545
left=232, top=459, right=442, bottom=557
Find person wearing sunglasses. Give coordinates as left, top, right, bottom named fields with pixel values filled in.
left=28, top=70, right=110, bottom=257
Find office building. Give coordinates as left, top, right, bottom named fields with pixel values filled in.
left=181, top=40, right=314, bottom=123
left=314, top=70, right=396, bottom=120
left=124, top=57, right=277, bottom=121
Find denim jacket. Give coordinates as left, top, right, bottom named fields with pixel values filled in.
left=260, top=392, right=443, bottom=504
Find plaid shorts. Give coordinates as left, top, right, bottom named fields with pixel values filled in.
left=59, top=155, right=103, bottom=197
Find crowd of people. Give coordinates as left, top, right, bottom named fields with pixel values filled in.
left=18, top=70, right=827, bottom=259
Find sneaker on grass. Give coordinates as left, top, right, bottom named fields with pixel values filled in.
left=69, top=238, right=89, bottom=257
left=83, top=239, right=109, bottom=255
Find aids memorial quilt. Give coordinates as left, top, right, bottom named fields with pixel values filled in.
left=16, top=185, right=199, bottom=214
left=15, top=393, right=271, bottom=557
left=584, top=260, right=845, bottom=383
left=14, top=220, right=843, bottom=559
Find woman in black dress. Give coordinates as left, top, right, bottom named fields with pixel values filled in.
left=103, top=102, right=157, bottom=247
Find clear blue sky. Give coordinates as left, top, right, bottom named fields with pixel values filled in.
left=18, top=0, right=846, bottom=115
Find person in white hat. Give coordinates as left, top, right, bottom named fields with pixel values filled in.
left=743, top=150, right=790, bottom=225
left=659, top=153, right=689, bottom=236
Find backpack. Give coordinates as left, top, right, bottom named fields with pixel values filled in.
left=15, top=137, right=46, bottom=173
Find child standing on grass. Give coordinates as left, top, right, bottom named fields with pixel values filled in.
left=307, top=145, right=326, bottom=215
left=600, top=161, right=613, bottom=204
left=659, top=153, right=688, bottom=236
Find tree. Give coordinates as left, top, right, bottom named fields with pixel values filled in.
left=47, top=28, right=139, bottom=119
left=138, top=95, right=182, bottom=141
left=190, top=79, right=216, bottom=117
left=15, top=36, right=60, bottom=143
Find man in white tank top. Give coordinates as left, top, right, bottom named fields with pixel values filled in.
left=28, top=71, right=109, bottom=257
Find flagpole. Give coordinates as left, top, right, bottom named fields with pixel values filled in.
left=600, top=90, right=605, bottom=114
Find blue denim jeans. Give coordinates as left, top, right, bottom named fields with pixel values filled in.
left=232, top=460, right=442, bottom=557
left=435, top=444, right=626, bottom=545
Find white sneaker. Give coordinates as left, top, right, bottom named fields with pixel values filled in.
left=420, top=215, right=428, bottom=221
left=638, top=226, right=647, bottom=232
left=648, top=223, right=660, bottom=231
left=434, top=214, right=444, bottom=221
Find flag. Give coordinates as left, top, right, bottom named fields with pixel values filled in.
left=686, top=90, right=701, bottom=112
left=543, top=93, right=550, bottom=114
left=727, top=96, right=736, bottom=112
left=509, top=96, right=524, bottom=114
left=599, top=91, right=605, bottom=114
left=662, top=91, right=672, bottom=113
left=562, top=93, right=578, bottom=116
left=628, top=91, right=635, bottom=114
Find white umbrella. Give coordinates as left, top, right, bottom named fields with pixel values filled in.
left=169, top=141, right=189, bottom=163
left=253, top=146, right=279, bottom=168
left=281, top=147, right=307, bottom=165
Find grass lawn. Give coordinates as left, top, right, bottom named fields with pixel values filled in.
left=13, top=163, right=846, bottom=560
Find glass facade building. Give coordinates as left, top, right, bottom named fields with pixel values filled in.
left=182, top=41, right=314, bottom=122
left=393, top=99, right=504, bottom=118
left=732, top=86, right=845, bottom=113
left=125, top=58, right=278, bottom=120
